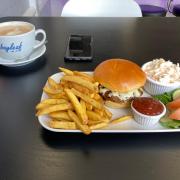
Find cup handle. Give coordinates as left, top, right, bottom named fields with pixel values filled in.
left=33, top=29, right=46, bottom=49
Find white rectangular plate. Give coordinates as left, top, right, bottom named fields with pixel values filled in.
left=38, top=72, right=179, bottom=133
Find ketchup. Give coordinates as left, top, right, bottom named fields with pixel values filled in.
left=132, top=97, right=164, bottom=116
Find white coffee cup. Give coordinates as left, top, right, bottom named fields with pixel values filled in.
left=0, top=21, right=46, bottom=60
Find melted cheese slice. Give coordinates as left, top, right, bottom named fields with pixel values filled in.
left=99, top=86, right=142, bottom=101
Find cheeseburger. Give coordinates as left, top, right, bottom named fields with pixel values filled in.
left=94, top=59, right=146, bottom=108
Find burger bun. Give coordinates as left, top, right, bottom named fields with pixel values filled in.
left=105, top=100, right=130, bottom=108
left=94, top=59, right=146, bottom=93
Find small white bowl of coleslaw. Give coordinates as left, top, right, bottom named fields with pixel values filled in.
left=142, top=58, right=180, bottom=95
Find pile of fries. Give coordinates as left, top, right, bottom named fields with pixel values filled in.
left=36, top=67, right=132, bottom=135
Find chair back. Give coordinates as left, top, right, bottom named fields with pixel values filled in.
left=23, top=7, right=37, bottom=16
left=167, top=0, right=173, bottom=13
left=61, top=0, right=142, bottom=17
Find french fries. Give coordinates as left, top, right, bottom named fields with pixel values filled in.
left=85, top=102, right=93, bottom=111
left=111, top=115, right=132, bottom=125
left=47, top=92, right=68, bottom=99
left=43, top=86, right=63, bottom=95
left=36, top=67, right=132, bottom=135
left=48, top=77, right=59, bottom=89
left=36, top=103, right=73, bottom=116
left=86, top=110, right=102, bottom=121
left=104, top=108, right=113, bottom=119
left=80, top=99, right=87, bottom=113
left=49, top=111, right=72, bottom=121
left=68, top=82, right=90, bottom=95
left=71, top=88, right=102, bottom=109
left=59, top=67, right=74, bottom=75
left=73, top=71, right=94, bottom=82
left=94, top=108, right=104, bottom=117
left=49, top=120, right=76, bottom=129
left=61, top=75, right=97, bottom=92
left=64, top=88, right=88, bottom=125
left=68, top=110, right=91, bottom=135
left=36, top=99, right=68, bottom=109
left=90, top=122, right=108, bottom=130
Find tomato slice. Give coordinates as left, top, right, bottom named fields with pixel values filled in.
left=167, top=98, right=180, bottom=111
left=169, top=108, right=180, bottom=120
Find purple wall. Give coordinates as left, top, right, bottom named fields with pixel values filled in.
left=41, top=0, right=180, bottom=16
left=135, top=0, right=180, bottom=7
left=40, top=0, right=68, bottom=16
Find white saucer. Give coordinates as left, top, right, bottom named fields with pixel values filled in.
left=0, top=40, right=46, bottom=67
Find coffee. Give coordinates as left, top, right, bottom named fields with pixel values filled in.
left=0, top=21, right=46, bottom=60
left=0, top=24, right=32, bottom=36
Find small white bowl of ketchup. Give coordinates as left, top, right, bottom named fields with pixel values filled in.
left=131, top=97, right=166, bottom=127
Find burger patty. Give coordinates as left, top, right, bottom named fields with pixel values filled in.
left=99, top=86, right=143, bottom=103
left=104, top=91, right=128, bottom=103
